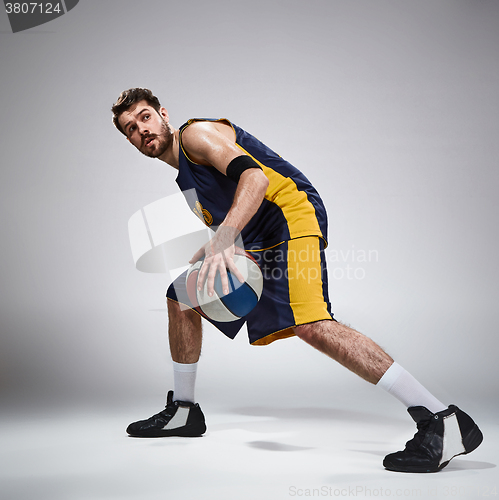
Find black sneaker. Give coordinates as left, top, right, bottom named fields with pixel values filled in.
left=126, top=391, right=207, bottom=437
left=383, top=405, right=483, bottom=473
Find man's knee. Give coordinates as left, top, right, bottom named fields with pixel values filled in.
left=293, top=323, right=314, bottom=343
left=294, top=319, right=335, bottom=343
left=167, top=298, right=200, bottom=323
left=294, top=319, right=354, bottom=347
left=167, top=297, right=181, bottom=316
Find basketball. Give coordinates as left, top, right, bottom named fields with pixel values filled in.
left=186, top=250, right=263, bottom=322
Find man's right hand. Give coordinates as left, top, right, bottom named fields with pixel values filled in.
left=190, top=226, right=245, bottom=297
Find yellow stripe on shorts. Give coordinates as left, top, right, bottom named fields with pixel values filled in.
left=287, top=237, right=330, bottom=325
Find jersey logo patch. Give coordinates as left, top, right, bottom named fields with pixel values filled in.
left=193, top=201, right=213, bottom=226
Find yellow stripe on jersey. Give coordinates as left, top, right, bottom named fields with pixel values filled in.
left=235, top=145, right=323, bottom=242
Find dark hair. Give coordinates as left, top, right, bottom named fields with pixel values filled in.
left=111, top=88, right=162, bottom=135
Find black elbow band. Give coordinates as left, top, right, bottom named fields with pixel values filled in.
left=226, top=155, right=262, bottom=183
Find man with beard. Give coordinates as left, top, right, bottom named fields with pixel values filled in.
left=111, top=88, right=482, bottom=473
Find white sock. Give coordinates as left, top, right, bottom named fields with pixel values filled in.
left=172, top=361, right=198, bottom=403
left=377, top=362, right=447, bottom=414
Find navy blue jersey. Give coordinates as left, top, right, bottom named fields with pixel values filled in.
left=176, top=119, right=328, bottom=251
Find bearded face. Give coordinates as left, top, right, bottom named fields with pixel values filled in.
left=118, top=101, right=173, bottom=160
left=138, top=116, right=173, bottom=158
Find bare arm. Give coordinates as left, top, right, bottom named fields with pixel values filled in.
left=182, top=122, right=269, bottom=295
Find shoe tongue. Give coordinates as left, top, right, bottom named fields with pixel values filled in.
left=405, top=406, right=435, bottom=452
left=407, top=406, right=434, bottom=423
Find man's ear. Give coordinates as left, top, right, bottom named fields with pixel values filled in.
left=160, top=107, right=169, bottom=122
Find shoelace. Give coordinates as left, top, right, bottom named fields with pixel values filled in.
left=405, top=417, right=432, bottom=451
left=151, top=405, right=176, bottom=421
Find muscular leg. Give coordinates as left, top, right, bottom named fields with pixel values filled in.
left=167, top=298, right=202, bottom=363
left=293, top=319, right=447, bottom=413
left=293, top=320, right=393, bottom=384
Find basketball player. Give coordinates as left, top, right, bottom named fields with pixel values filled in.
left=111, top=88, right=482, bottom=473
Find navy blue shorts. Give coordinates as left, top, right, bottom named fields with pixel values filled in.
left=166, top=236, right=334, bottom=345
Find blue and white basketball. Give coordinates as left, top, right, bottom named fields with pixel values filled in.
left=186, top=250, right=263, bottom=322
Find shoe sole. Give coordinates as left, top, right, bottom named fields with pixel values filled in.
left=384, top=423, right=483, bottom=473
left=127, top=423, right=207, bottom=438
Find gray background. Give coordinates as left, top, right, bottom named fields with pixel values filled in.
left=1, top=0, right=498, bottom=415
